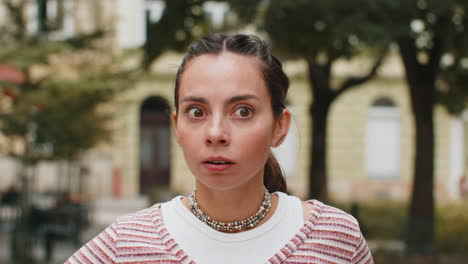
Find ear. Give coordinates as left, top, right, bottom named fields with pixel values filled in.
left=271, top=108, right=291, bottom=148
left=172, top=111, right=181, bottom=145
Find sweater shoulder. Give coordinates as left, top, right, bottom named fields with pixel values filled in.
left=116, top=203, right=163, bottom=223
left=65, top=203, right=181, bottom=263
left=305, top=199, right=362, bottom=238
left=111, top=203, right=182, bottom=262
left=113, top=203, right=165, bottom=235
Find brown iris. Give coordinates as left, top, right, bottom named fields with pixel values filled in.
left=237, top=107, right=251, bottom=118
left=193, top=109, right=204, bottom=118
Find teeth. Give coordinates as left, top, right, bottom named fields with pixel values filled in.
left=210, top=161, right=229, bottom=164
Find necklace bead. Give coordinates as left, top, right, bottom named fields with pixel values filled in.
left=188, top=187, right=272, bottom=232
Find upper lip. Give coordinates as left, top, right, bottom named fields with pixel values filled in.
left=203, top=156, right=235, bottom=164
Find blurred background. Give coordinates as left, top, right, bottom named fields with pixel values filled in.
left=0, top=0, right=467, bottom=263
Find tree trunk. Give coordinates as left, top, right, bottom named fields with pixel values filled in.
left=407, top=102, right=435, bottom=253
left=406, top=78, right=436, bottom=253
left=306, top=60, right=334, bottom=202
left=397, top=37, right=440, bottom=254
left=309, top=100, right=332, bottom=202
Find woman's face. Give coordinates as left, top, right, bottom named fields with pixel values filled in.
left=173, top=52, right=289, bottom=191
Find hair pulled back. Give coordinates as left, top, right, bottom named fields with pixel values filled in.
left=174, top=33, right=289, bottom=193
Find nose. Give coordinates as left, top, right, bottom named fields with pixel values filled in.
left=205, top=116, right=230, bottom=145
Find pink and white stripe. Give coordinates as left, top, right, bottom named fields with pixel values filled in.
left=66, top=200, right=373, bottom=264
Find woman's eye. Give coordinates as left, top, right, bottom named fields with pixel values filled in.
left=234, top=107, right=253, bottom=118
left=188, top=108, right=205, bottom=118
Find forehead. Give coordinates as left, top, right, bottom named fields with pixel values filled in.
left=178, top=53, right=269, bottom=100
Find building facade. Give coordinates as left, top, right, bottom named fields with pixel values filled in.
left=1, top=0, right=466, bottom=205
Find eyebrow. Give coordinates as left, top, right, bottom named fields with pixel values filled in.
left=181, top=96, right=208, bottom=104
left=180, top=94, right=260, bottom=105
left=226, top=95, right=260, bottom=104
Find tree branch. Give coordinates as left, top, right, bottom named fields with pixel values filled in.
left=335, top=47, right=388, bottom=98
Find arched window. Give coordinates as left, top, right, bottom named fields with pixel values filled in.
left=366, top=97, right=400, bottom=179
left=139, top=96, right=171, bottom=194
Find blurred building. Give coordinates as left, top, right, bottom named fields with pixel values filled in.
left=0, top=0, right=467, bottom=213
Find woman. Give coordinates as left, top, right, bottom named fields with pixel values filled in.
left=66, top=33, right=373, bottom=264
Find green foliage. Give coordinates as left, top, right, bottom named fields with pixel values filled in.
left=1, top=76, right=122, bottom=162
left=330, top=201, right=407, bottom=240
left=438, top=66, right=468, bottom=115
left=263, top=0, right=389, bottom=61
left=32, top=79, right=113, bottom=159
left=370, top=0, right=466, bottom=40
left=372, top=0, right=468, bottom=115
left=332, top=200, right=468, bottom=255
left=436, top=203, right=468, bottom=254
left=224, top=0, right=263, bottom=26
left=0, top=25, right=137, bottom=163
left=0, top=2, right=138, bottom=261
left=143, top=0, right=212, bottom=69
left=0, top=39, right=70, bottom=71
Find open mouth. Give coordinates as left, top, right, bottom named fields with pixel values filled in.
left=204, top=161, right=234, bottom=165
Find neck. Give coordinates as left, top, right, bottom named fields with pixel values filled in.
left=194, top=181, right=266, bottom=222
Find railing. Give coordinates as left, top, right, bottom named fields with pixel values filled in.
left=1, top=194, right=89, bottom=262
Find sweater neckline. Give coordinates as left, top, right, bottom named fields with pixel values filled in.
left=170, top=192, right=288, bottom=243
left=154, top=198, right=324, bottom=264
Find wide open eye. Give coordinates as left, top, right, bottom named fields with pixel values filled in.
left=233, top=107, right=253, bottom=119
left=188, top=107, right=205, bottom=118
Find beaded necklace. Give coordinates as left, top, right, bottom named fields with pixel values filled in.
left=188, top=188, right=272, bottom=232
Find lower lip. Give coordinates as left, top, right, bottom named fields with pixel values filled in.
left=203, top=163, right=234, bottom=172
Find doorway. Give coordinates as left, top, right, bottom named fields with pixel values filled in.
left=139, top=97, right=171, bottom=195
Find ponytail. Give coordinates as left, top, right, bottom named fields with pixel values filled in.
left=263, top=152, right=287, bottom=193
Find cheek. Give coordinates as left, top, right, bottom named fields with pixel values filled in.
left=234, top=122, right=274, bottom=160
left=175, top=123, right=198, bottom=153
left=177, top=128, right=199, bottom=152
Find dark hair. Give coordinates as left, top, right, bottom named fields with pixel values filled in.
left=174, top=33, right=289, bottom=193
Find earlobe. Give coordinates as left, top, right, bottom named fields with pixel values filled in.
left=272, top=109, right=291, bottom=147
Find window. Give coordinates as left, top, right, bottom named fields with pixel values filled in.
left=366, top=98, right=400, bottom=179
left=117, top=0, right=145, bottom=49
left=450, top=118, right=465, bottom=198
left=26, top=0, right=75, bottom=39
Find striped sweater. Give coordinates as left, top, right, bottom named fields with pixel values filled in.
left=66, top=200, right=373, bottom=264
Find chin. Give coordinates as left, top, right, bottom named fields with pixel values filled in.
left=196, top=176, right=250, bottom=192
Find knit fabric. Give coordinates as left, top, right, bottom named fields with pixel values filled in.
left=66, top=200, right=373, bottom=264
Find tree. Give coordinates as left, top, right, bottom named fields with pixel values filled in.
left=143, top=0, right=212, bottom=69
left=235, top=0, right=468, bottom=253
left=0, top=1, right=137, bottom=261
left=261, top=0, right=388, bottom=202
left=372, top=0, right=468, bottom=253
